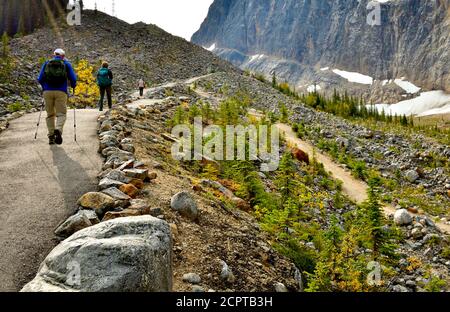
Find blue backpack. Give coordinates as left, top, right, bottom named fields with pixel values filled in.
left=97, top=68, right=112, bottom=87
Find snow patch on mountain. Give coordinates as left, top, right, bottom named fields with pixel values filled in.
left=249, top=54, right=265, bottom=63
left=307, top=85, right=322, bottom=93
left=373, top=91, right=450, bottom=116
left=332, top=69, right=374, bottom=85
left=394, top=79, right=421, bottom=94
left=206, top=43, right=216, bottom=51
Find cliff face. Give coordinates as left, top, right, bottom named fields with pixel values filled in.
left=192, top=0, right=450, bottom=97
left=0, top=0, right=69, bottom=35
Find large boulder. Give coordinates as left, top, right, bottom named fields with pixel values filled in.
left=394, top=209, right=413, bottom=226
left=21, top=216, right=173, bottom=292
left=170, top=191, right=199, bottom=221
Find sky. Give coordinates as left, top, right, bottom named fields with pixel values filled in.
left=81, top=0, right=214, bottom=40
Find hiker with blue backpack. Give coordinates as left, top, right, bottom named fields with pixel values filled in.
left=38, top=48, right=77, bottom=145
left=97, top=62, right=113, bottom=111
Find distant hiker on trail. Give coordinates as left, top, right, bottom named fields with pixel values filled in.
left=138, top=78, right=146, bottom=97
left=97, top=62, right=113, bottom=111
left=38, top=48, right=77, bottom=145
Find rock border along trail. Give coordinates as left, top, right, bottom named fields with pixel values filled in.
left=0, top=109, right=102, bottom=291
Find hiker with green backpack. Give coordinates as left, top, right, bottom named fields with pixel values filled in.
left=96, top=62, right=113, bottom=111
left=38, top=48, right=77, bottom=145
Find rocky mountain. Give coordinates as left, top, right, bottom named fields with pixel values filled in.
left=192, top=0, right=450, bottom=104
left=0, top=9, right=236, bottom=125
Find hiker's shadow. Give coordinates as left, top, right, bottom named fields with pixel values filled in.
left=50, top=146, right=94, bottom=214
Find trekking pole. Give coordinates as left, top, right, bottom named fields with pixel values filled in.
left=72, top=88, right=77, bottom=142
left=34, top=98, right=45, bottom=140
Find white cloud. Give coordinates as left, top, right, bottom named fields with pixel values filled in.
left=82, top=0, right=214, bottom=40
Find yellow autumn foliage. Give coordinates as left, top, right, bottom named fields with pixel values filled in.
left=72, top=59, right=99, bottom=107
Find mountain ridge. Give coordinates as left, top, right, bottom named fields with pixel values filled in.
left=192, top=0, right=450, bottom=101
left=0, top=9, right=236, bottom=119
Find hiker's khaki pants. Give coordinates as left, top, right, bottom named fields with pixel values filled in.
left=43, top=91, right=67, bottom=137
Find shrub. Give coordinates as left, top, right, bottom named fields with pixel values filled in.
left=424, top=276, right=447, bottom=292
left=351, top=160, right=368, bottom=180
left=73, top=59, right=99, bottom=107
left=441, top=247, right=450, bottom=260
left=275, top=239, right=317, bottom=275
left=7, top=102, right=24, bottom=112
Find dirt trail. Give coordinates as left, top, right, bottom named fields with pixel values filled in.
left=0, top=109, right=102, bottom=291
left=276, top=123, right=450, bottom=234
left=277, top=123, right=370, bottom=204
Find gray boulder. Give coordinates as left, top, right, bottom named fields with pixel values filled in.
left=22, top=216, right=173, bottom=292
left=123, top=168, right=149, bottom=180
left=102, top=187, right=131, bottom=201
left=274, top=282, right=289, bottom=292
left=393, top=285, right=410, bottom=293
left=220, top=260, right=235, bottom=284
left=405, top=170, right=420, bottom=183
left=394, top=209, right=413, bottom=226
left=104, top=170, right=131, bottom=184
left=170, top=192, right=199, bottom=221
left=54, top=210, right=99, bottom=238
left=98, top=178, right=125, bottom=191
left=183, top=273, right=201, bottom=285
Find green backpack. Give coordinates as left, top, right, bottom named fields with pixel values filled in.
left=44, top=59, right=67, bottom=87
left=97, top=68, right=112, bottom=87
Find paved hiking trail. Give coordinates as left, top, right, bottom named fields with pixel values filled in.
left=0, top=74, right=212, bottom=292
left=0, top=109, right=102, bottom=291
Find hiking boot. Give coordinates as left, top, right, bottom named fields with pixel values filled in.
left=49, top=136, right=56, bottom=145
left=54, top=129, right=63, bottom=145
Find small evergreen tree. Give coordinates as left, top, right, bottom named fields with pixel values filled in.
left=1, top=32, right=10, bottom=58
left=362, top=179, right=398, bottom=261
left=188, top=102, right=202, bottom=122
left=279, top=103, right=289, bottom=123
left=276, top=153, right=298, bottom=204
